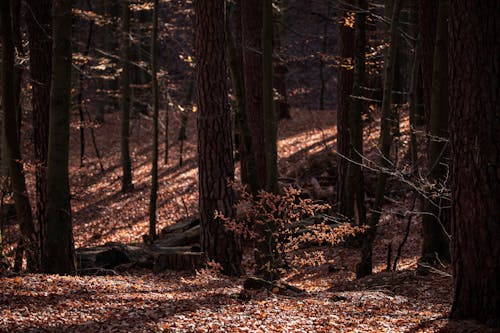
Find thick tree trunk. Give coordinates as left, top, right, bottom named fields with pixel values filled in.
left=421, top=0, right=450, bottom=264
left=241, top=0, right=265, bottom=189
left=149, top=0, right=159, bottom=239
left=357, top=0, right=402, bottom=278
left=336, top=0, right=355, bottom=217
left=449, top=0, right=500, bottom=326
left=1, top=0, right=38, bottom=271
left=42, top=0, right=76, bottom=274
left=26, top=0, right=52, bottom=261
left=121, top=0, right=133, bottom=192
left=195, top=0, right=243, bottom=276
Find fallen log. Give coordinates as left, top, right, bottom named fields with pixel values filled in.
left=153, top=251, right=206, bottom=273
left=155, top=225, right=200, bottom=247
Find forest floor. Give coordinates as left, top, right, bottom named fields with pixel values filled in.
left=2, top=108, right=496, bottom=333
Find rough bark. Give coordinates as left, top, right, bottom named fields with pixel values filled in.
left=120, top=0, right=133, bottom=192
left=1, top=0, right=38, bottom=271
left=26, top=0, right=52, bottom=260
left=195, top=0, right=243, bottom=276
left=421, top=0, right=450, bottom=264
left=449, top=0, right=500, bottom=326
left=42, top=0, right=76, bottom=274
left=336, top=0, right=355, bottom=217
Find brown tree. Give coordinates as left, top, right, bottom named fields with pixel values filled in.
left=1, top=0, right=38, bottom=271
left=42, top=0, right=76, bottom=274
left=449, top=0, right=500, bottom=326
left=195, top=0, right=242, bottom=276
left=336, top=0, right=355, bottom=217
left=26, top=0, right=52, bottom=260
left=241, top=0, right=265, bottom=190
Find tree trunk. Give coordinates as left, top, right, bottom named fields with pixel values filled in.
left=241, top=0, right=265, bottom=189
left=149, top=0, right=159, bottom=239
left=336, top=0, right=355, bottom=217
left=344, top=0, right=367, bottom=228
left=357, top=0, right=402, bottom=278
left=449, top=0, right=500, bottom=326
left=263, top=0, right=278, bottom=194
left=418, top=0, right=438, bottom=127
left=42, top=0, right=76, bottom=274
left=121, top=0, right=133, bottom=192
left=1, top=0, right=38, bottom=271
left=421, top=0, right=450, bottom=264
left=195, top=0, right=242, bottom=277
left=227, top=0, right=259, bottom=194
left=26, top=0, right=52, bottom=262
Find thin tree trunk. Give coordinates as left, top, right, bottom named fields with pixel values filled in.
left=357, top=0, right=402, bottom=278
left=449, top=0, right=500, bottom=326
left=42, top=0, right=76, bottom=274
left=344, top=0, right=367, bottom=229
left=263, top=0, right=278, bottom=194
left=121, top=0, right=133, bottom=192
left=337, top=0, right=355, bottom=217
left=242, top=0, right=266, bottom=189
left=195, top=0, right=242, bottom=276
left=149, top=0, right=159, bottom=240
left=226, top=0, right=259, bottom=194
left=421, top=0, right=450, bottom=264
left=26, top=0, right=52, bottom=261
left=1, top=0, right=38, bottom=272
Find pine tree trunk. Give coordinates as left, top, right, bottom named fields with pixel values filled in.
left=149, top=0, right=159, bottom=239
left=449, top=0, right=500, bottom=326
left=421, top=0, right=450, bottom=264
left=26, top=0, right=52, bottom=261
left=337, top=0, right=355, bottom=217
left=1, top=0, right=38, bottom=271
left=42, top=0, right=76, bottom=274
left=195, top=0, right=242, bottom=277
left=121, top=0, right=133, bottom=192
left=357, top=0, right=402, bottom=278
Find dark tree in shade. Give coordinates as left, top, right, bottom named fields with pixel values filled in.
left=1, top=0, right=38, bottom=271
left=336, top=0, right=355, bottom=217
left=194, top=0, right=243, bottom=276
left=26, top=0, right=52, bottom=258
left=449, top=0, right=500, bottom=326
left=43, top=0, right=76, bottom=274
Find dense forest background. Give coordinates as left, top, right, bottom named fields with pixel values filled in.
left=0, top=0, right=498, bottom=331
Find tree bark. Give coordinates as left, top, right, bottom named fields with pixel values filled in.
left=241, top=0, right=265, bottom=189
left=421, top=0, right=450, bottom=264
left=1, top=0, right=38, bottom=271
left=42, top=0, right=76, bottom=274
left=195, top=0, right=242, bottom=276
left=263, top=0, right=278, bottom=194
left=357, top=0, right=402, bottom=278
left=121, top=0, right=133, bottom=192
left=336, top=0, right=355, bottom=217
left=26, top=0, right=52, bottom=261
left=149, top=0, right=160, bottom=239
left=449, top=0, right=500, bottom=326
left=418, top=0, right=438, bottom=127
